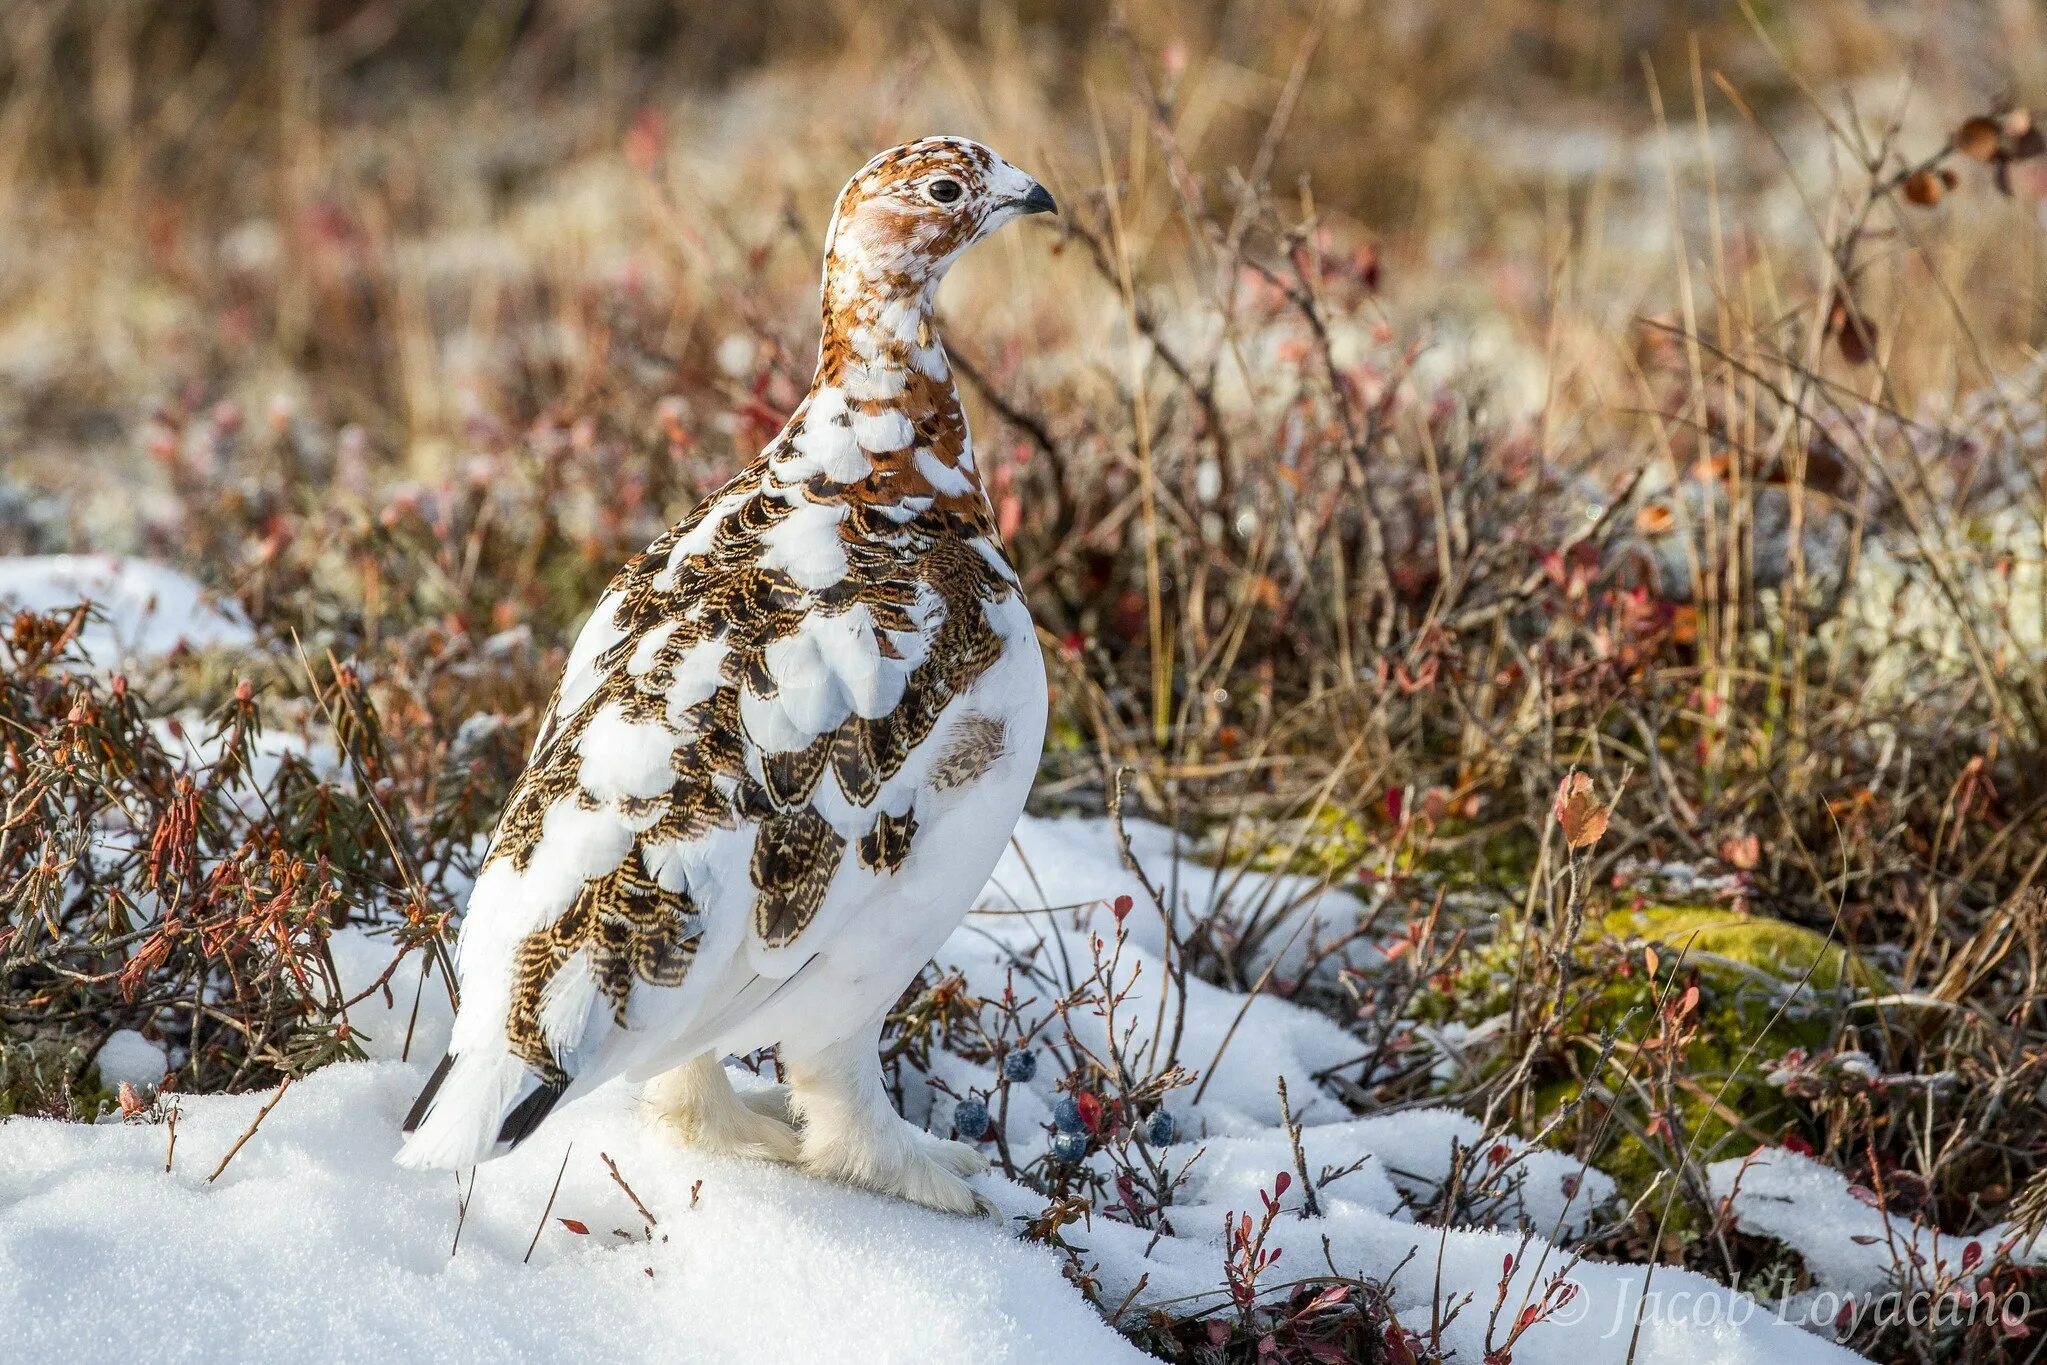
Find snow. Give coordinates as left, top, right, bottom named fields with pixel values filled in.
left=3, top=817, right=1867, bottom=1365
left=0, top=557, right=1870, bottom=1363
left=0, top=554, right=253, bottom=665
left=0, top=1056, right=1865, bottom=1365
left=1709, top=1148, right=2046, bottom=1313
left=0, top=1063, right=1137, bottom=1364
left=93, top=1030, right=167, bottom=1091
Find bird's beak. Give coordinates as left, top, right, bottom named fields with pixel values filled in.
left=1016, top=182, right=1058, bottom=216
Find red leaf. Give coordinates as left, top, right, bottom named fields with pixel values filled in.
left=1827, top=291, right=1878, bottom=365
left=1112, top=894, right=1134, bottom=923
left=1903, top=168, right=1945, bottom=207
left=1719, top=833, right=1761, bottom=870
left=1306, top=1284, right=1350, bottom=1312
left=558, top=1218, right=590, bottom=1235
left=624, top=109, right=665, bottom=172
left=1274, top=1171, right=1292, bottom=1197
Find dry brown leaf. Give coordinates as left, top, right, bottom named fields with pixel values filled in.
left=1958, top=116, right=2003, bottom=161
left=1555, top=771, right=1609, bottom=851
left=1828, top=292, right=1877, bottom=366
left=1720, top=833, right=1761, bottom=870
left=1903, top=168, right=1944, bottom=207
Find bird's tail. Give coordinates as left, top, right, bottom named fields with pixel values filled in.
left=395, top=1048, right=566, bottom=1170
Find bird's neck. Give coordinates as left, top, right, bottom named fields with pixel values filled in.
left=816, top=266, right=942, bottom=379
left=771, top=272, right=984, bottom=516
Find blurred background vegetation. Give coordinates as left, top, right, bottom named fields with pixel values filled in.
left=8, top=4, right=2047, bottom=1358
left=6, top=0, right=2045, bottom=504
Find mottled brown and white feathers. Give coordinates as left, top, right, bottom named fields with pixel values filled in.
left=397, top=137, right=1054, bottom=1169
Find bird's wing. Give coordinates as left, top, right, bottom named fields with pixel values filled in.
left=397, top=458, right=1025, bottom=1167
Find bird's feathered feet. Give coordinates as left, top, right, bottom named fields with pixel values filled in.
left=786, top=1030, right=994, bottom=1217
left=643, top=1054, right=801, bottom=1164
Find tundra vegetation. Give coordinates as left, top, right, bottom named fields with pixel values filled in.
left=4, top=2, right=2047, bottom=1360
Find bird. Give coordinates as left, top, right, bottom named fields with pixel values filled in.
left=395, top=137, right=1055, bottom=1215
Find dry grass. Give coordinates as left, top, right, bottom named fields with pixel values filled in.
left=7, top=1, right=2047, bottom=1359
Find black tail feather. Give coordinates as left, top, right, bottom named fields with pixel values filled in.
left=402, top=1050, right=566, bottom=1151
left=497, top=1075, right=568, bottom=1149
left=401, top=1052, right=454, bottom=1133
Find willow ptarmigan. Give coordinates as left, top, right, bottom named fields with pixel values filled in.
left=396, top=138, right=1055, bottom=1214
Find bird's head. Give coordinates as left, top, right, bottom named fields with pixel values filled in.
left=821, top=136, right=1056, bottom=303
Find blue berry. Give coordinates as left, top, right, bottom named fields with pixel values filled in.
left=1144, top=1109, right=1177, bottom=1146
left=1002, top=1048, right=1038, bottom=1083
left=1048, top=1131, right=1089, bottom=1164
left=1052, top=1095, right=1086, bottom=1134
left=953, top=1096, right=990, bottom=1140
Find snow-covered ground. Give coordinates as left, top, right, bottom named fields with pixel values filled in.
left=0, top=819, right=1867, bottom=1365
left=1709, top=1148, right=2046, bottom=1329
left=0, top=557, right=1880, bottom=1363
left=0, top=555, right=253, bottom=664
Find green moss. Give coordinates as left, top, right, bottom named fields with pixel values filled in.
left=1175, top=806, right=1364, bottom=878
left=1599, top=905, right=1887, bottom=993
left=1225, top=807, right=1541, bottom=884
left=1427, top=903, right=1883, bottom=1220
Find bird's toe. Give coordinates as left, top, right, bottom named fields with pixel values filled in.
left=732, top=1082, right=795, bottom=1125
left=798, top=1116, right=988, bottom=1215
left=927, top=1136, right=990, bottom=1178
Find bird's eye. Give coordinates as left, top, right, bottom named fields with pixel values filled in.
left=927, top=178, right=964, bottom=205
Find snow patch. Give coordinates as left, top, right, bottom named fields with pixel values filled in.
left=1710, top=1147, right=2045, bottom=1309
left=93, top=1031, right=166, bottom=1091
left=0, top=555, right=253, bottom=664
